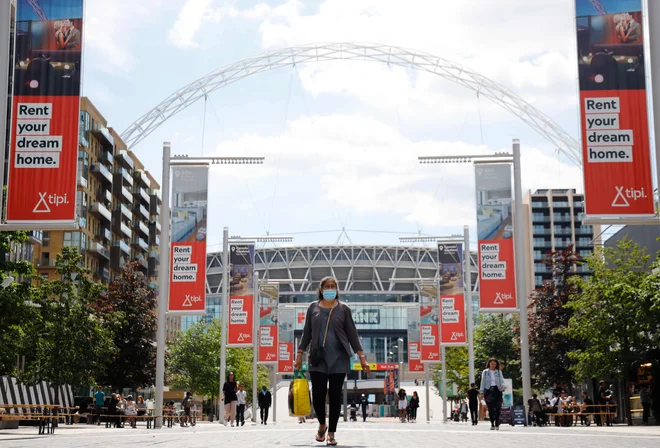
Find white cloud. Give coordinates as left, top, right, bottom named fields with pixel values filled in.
left=168, top=0, right=217, bottom=48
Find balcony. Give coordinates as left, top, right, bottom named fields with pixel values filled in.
left=113, top=240, right=131, bottom=255
left=77, top=176, right=88, bottom=189
left=534, top=241, right=552, bottom=248
left=27, top=230, right=42, bottom=245
left=553, top=228, right=572, bottom=235
left=97, top=188, right=112, bottom=204
left=552, top=201, right=570, bottom=208
left=90, top=202, right=112, bottom=222
left=533, top=228, right=550, bottom=235
left=117, top=203, right=132, bottom=221
left=532, top=202, right=549, bottom=208
left=118, top=167, right=134, bottom=187
left=119, top=185, right=133, bottom=204
left=38, top=259, right=57, bottom=268
left=150, top=189, right=162, bottom=203
left=100, top=149, right=114, bottom=167
left=136, top=204, right=149, bottom=220
left=135, top=220, right=149, bottom=238
left=149, top=249, right=159, bottom=260
left=91, top=124, right=114, bottom=149
left=134, top=170, right=151, bottom=189
left=135, top=257, right=149, bottom=271
left=97, top=227, right=112, bottom=242
left=134, top=187, right=150, bottom=205
left=120, top=222, right=132, bottom=239
left=90, top=164, right=112, bottom=184
left=87, top=241, right=110, bottom=261
left=116, top=150, right=134, bottom=170
left=150, top=220, right=162, bottom=233
left=532, top=215, right=550, bottom=223
left=96, top=267, right=110, bottom=280
left=553, top=215, right=573, bottom=223
left=576, top=239, right=592, bottom=247
left=133, top=237, right=149, bottom=252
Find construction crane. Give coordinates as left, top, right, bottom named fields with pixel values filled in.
left=590, top=0, right=607, bottom=15
left=26, top=0, right=48, bottom=20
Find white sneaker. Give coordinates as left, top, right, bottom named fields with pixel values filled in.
left=231, top=422, right=234, bottom=427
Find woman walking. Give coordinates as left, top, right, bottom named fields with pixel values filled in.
left=222, top=372, right=238, bottom=427
left=480, top=358, right=505, bottom=430
left=409, top=391, right=420, bottom=422
left=295, top=276, right=371, bottom=446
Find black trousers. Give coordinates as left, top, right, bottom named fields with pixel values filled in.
left=361, top=406, right=367, bottom=421
left=642, top=402, right=650, bottom=423
left=469, top=402, right=478, bottom=424
left=260, top=406, right=269, bottom=423
left=237, top=404, right=245, bottom=424
left=310, top=371, right=346, bottom=433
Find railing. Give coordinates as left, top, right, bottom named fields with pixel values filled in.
left=90, top=203, right=112, bottom=222
left=118, top=204, right=132, bottom=220
left=121, top=186, right=133, bottom=204
left=120, top=223, right=132, bottom=239
left=77, top=176, right=88, bottom=189
left=532, top=216, right=551, bottom=222
left=532, top=202, right=549, bottom=208
left=552, top=201, right=570, bottom=207
left=90, top=164, right=112, bottom=183
left=38, top=259, right=57, bottom=268
left=116, top=150, right=134, bottom=169
left=113, top=240, right=131, bottom=254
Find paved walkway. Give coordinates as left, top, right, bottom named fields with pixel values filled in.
left=1, top=420, right=659, bottom=447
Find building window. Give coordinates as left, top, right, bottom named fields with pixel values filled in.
left=63, top=231, right=86, bottom=252
left=42, top=231, right=50, bottom=247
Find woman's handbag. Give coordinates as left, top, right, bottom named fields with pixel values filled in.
left=288, top=370, right=312, bottom=417
left=308, top=304, right=336, bottom=367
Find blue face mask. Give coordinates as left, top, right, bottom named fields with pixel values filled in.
left=323, top=289, right=337, bottom=301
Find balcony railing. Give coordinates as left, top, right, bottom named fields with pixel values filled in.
left=87, top=241, right=110, bottom=260
left=97, top=188, right=112, bottom=204
left=553, top=215, right=573, bottom=223
left=90, top=203, right=112, bottom=222
left=136, top=257, right=149, bottom=270
left=552, top=201, right=570, bottom=208
left=532, top=202, right=549, bottom=208
left=136, top=204, right=149, bottom=220
left=135, top=170, right=151, bottom=189
left=90, top=164, right=112, bottom=184
left=100, top=149, right=114, bottom=167
left=120, top=222, right=132, bottom=239
left=116, top=150, right=134, bottom=169
left=113, top=240, right=131, bottom=255
left=532, top=216, right=550, bottom=223
left=133, top=237, right=149, bottom=252
left=150, top=189, right=161, bottom=203
left=38, top=259, right=57, bottom=268
left=134, top=187, right=150, bottom=205
left=77, top=176, right=88, bottom=189
left=149, top=249, right=159, bottom=259
left=117, top=203, right=132, bottom=221
left=135, top=220, right=149, bottom=237
left=120, top=185, right=133, bottom=204
left=91, top=124, right=114, bottom=149
left=97, top=227, right=112, bottom=241
left=533, top=229, right=550, bottom=235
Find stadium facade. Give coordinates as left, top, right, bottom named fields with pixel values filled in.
left=185, top=245, right=479, bottom=378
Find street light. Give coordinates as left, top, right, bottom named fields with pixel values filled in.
left=418, top=140, right=532, bottom=408
left=154, top=142, right=265, bottom=429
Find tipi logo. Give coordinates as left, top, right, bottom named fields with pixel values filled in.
left=33, top=192, right=51, bottom=213
left=612, top=186, right=647, bottom=207
left=494, top=292, right=513, bottom=304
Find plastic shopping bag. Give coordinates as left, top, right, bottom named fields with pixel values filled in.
left=288, top=370, right=311, bottom=417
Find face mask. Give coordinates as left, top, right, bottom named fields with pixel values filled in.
left=323, top=289, right=337, bottom=301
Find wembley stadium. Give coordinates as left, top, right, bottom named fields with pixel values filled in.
left=182, top=245, right=479, bottom=380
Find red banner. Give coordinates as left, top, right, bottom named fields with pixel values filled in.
left=575, top=2, right=656, bottom=219
left=475, top=164, right=517, bottom=311
left=420, top=289, right=440, bottom=362
left=169, top=242, right=206, bottom=313
left=440, top=294, right=467, bottom=345
left=278, top=308, right=294, bottom=374
left=258, top=284, right=279, bottom=364
left=168, top=166, right=208, bottom=314
left=6, top=0, right=85, bottom=225
left=278, top=342, right=293, bottom=374
left=408, top=342, right=424, bottom=372
left=228, top=244, right=255, bottom=346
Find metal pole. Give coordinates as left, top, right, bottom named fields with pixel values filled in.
left=0, top=1, right=12, bottom=218
left=425, top=367, right=430, bottom=422
left=513, top=139, right=532, bottom=407
left=155, top=142, right=172, bottom=428
left=464, top=226, right=475, bottom=385
left=219, top=227, right=229, bottom=425
left=441, top=346, right=447, bottom=423
left=647, top=0, right=660, bottom=192
left=272, top=366, right=277, bottom=424
left=252, top=272, right=259, bottom=423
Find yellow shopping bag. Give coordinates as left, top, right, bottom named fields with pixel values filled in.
left=288, top=370, right=311, bottom=417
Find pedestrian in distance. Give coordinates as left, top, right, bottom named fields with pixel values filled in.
left=258, top=385, right=272, bottom=425
left=409, top=391, right=420, bottom=422
left=236, top=383, right=247, bottom=427
left=296, top=276, right=371, bottom=446
left=397, top=388, right=407, bottom=422
left=467, top=383, right=480, bottom=425
left=480, top=357, right=505, bottom=430
left=93, top=386, right=104, bottom=425
left=222, top=372, right=238, bottom=427
left=181, top=392, right=193, bottom=427
left=640, top=384, right=651, bottom=425
left=360, top=394, right=369, bottom=422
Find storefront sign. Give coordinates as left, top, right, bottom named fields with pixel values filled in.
left=228, top=244, right=255, bottom=346
left=258, top=284, right=279, bottom=364
left=5, top=0, right=84, bottom=227
left=575, top=0, right=656, bottom=220
left=168, top=166, right=208, bottom=314
left=474, top=164, right=517, bottom=311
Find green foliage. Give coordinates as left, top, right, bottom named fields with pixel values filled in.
left=565, top=237, right=659, bottom=425
left=474, top=314, right=521, bottom=389
left=0, top=231, right=38, bottom=375
left=167, top=319, right=269, bottom=404
left=21, top=247, right=116, bottom=401
left=97, top=261, right=157, bottom=391
left=528, top=245, right=583, bottom=390
left=431, top=346, right=470, bottom=397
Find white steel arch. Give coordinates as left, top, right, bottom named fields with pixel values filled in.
left=121, top=42, right=582, bottom=167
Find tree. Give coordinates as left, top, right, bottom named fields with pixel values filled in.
left=528, top=245, right=583, bottom=391
left=22, top=246, right=116, bottom=403
left=167, top=319, right=270, bottom=410
left=97, top=261, right=157, bottom=391
left=431, top=346, right=470, bottom=397
left=474, top=314, right=521, bottom=390
left=565, top=237, right=657, bottom=425
left=0, top=230, right=39, bottom=375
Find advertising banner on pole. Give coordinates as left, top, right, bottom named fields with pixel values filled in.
left=5, top=0, right=84, bottom=226
left=228, top=244, right=255, bottom=346
left=258, top=284, right=279, bottom=364
left=419, top=283, right=440, bottom=363
left=407, top=307, right=424, bottom=373
left=438, top=243, right=467, bottom=345
left=475, top=164, right=517, bottom=311
left=278, top=308, right=294, bottom=374
left=168, top=166, right=208, bottom=314
left=575, top=0, right=656, bottom=220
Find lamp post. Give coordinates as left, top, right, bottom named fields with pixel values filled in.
left=418, top=140, right=532, bottom=408
left=154, top=147, right=264, bottom=429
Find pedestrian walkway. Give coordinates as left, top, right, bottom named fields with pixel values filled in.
left=1, top=420, right=659, bottom=448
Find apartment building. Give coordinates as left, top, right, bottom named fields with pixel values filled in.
left=522, top=189, right=602, bottom=299
left=31, top=97, right=180, bottom=339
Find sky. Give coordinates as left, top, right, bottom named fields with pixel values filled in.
left=77, top=0, right=594, bottom=251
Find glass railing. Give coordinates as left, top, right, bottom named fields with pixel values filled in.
left=553, top=202, right=570, bottom=207
left=120, top=223, right=131, bottom=238
left=121, top=186, right=133, bottom=203
left=532, top=202, right=549, bottom=208
left=117, top=150, right=134, bottom=169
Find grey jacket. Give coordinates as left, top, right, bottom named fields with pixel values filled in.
left=480, top=368, right=505, bottom=393
left=299, top=301, right=363, bottom=359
